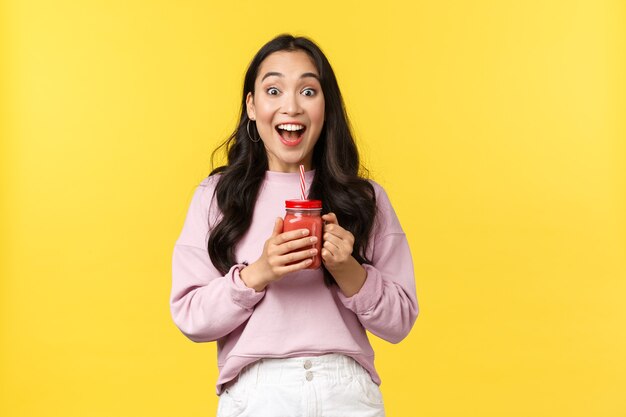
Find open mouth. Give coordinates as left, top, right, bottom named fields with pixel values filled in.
left=275, top=123, right=306, bottom=146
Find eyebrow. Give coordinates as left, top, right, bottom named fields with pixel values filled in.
left=261, top=72, right=320, bottom=82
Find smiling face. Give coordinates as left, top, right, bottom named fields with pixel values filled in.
left=246, top=50, right=325, bottom=173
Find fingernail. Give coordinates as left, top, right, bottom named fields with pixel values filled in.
left=310, top=237, right=317, bottom=243
left=302, top=229, right=309, bottom=236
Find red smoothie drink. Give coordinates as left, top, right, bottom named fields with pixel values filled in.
left=282, top=199, right=323, bottom=269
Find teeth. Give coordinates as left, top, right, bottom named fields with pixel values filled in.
left=277, top=124, right=305, bottom=131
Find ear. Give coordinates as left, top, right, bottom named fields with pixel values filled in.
left=245, top=92, right=256, bottom=121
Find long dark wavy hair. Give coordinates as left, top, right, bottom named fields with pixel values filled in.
left=208, top=34, right=377, bottom=287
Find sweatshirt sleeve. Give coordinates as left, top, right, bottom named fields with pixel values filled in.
left=169, top=177, right=266, bottom=343
left=335, top=182, right=419, bottom=344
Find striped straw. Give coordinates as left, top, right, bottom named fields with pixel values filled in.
left=299, top=164, right=306, bottom=200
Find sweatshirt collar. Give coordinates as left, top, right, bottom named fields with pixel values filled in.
left=264, top=169, right=316, bottom=185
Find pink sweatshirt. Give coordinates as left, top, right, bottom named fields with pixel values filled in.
left=170, top=170, right=419, bottom=395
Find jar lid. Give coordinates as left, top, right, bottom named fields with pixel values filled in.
left=285, top=199, right=322, bottom=209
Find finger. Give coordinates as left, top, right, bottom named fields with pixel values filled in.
left=276, top=258, right=313, bottom=275
left=274, top=235, right=318, bottom=256
left=321, top=212, right=338, bottom=225
left=323, top=232, right=343, bottom=251
left=271, top=217, right=283, bottom=237
left=321, top=247, right=335, bottom=261
left=323, top=241, right=347, bottom=258
left=323, top=222, right=348, bottom=239
left=273, top=228, right=310, bottom=245
left=276, top=247, right=318, bottom=265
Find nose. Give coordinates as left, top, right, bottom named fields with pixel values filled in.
left=281, top=91, right=303, bottom=115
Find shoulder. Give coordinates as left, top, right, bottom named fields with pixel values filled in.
left=366, top=179, right=392, bottom=210
left=198, top=173, right=221, bottom=190
left=195, top=173, right=221, bottom=202
left=184, top=174, right=223, bottom=225
left=366, top=179, right=384, bottom=195
left=366, top=179, right=404, bottom=237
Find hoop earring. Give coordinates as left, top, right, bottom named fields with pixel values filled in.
left=246, top=120, right=261, bottom=142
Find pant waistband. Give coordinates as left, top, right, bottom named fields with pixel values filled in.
left=231, top=353, right=370, bottom=388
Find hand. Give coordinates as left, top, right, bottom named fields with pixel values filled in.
left=240, top=217, right=318, bottom=291
left=321, top=212, right=367, bottom=296
left=321, top=212, right=356, bottom=273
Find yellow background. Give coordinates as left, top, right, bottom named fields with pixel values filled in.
left=1, top=1, right=625, bottom=416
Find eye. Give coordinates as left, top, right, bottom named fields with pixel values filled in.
left=302, top=88, right=316, bottom=97
left=266, top=87, right=280, bottom=96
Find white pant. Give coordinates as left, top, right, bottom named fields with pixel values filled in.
left=216, top=353, right=386, bottom=417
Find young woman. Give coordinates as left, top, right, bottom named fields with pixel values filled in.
left=170, top=34, right=419, bottom=417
